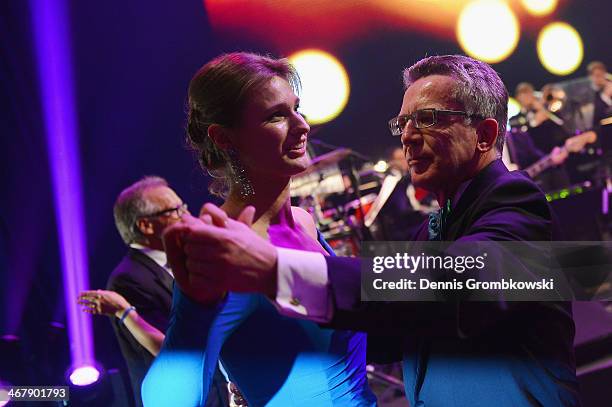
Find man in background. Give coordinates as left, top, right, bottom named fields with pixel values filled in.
left=78, top=176, right=228, bottom=407
left=374, top=146, right=433, bottom=240
left=508, top=82, right=570, bottom=190
left=587, top=61, right=612, bottom=177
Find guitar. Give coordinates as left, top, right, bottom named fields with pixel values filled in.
left=524, top=131, right=597, bottom=178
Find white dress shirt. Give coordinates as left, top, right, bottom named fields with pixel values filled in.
left=129, top=243, right=174, bottom=278
left=275, top=179, right=473, bottom=322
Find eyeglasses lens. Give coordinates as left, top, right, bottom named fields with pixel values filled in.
left=415, top=110, right=435, bottom=128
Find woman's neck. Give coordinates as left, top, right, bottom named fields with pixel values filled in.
left=223, top=174, right=295, bottom=230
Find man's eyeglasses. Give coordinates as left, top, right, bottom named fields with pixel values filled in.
left=140, top=203, right=189, bottom=219
left=388, top=108, right=483, bottom=136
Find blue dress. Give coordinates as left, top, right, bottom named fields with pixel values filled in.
left=142, top=233, right=376, bottom=407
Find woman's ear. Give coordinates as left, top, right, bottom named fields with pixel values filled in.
left=475, top=118, right=498, bottom=153
left=207, top=124, right=233, bottom=151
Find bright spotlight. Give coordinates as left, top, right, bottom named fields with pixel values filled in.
left=374, top=160, right=389, bottom=173
left=0, top=383, right=9, bottom=407
left=508, top=97, right=521, bottom=123
left=288, top=49, right=350, bottom=125
left=456, top=0, right=520, bottom=63
left=68, top=365, right=101, bottom=386
left=520, top=0, right=558, bottom=16
left=537, top=22, right=583, bottom=75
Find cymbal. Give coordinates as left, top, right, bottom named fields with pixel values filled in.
left=295, top=148, right=352, bottom=176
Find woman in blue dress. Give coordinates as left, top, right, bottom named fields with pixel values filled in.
left=141, top=52, right=376, bottom=407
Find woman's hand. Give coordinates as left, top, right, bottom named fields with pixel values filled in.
left=78, top=289, right=131, bottom=318
left=163, top=213, right=231, bottom=305
left=164, top=204, right=278, bottom=298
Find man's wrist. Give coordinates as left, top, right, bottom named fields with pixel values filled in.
left=274, top=248, right=332, bottom=322
left=118, top=306, right=137, bottom=323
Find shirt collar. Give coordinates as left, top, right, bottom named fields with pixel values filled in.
left=129, top=243, right=169, bottom=270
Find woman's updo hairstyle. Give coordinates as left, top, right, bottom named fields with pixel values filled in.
left=186, top=52, right=300, bottom=197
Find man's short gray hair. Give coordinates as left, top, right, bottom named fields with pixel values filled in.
left=113, top=176, right=169, bottom=245
left=403, top=55, right=508, bottom=155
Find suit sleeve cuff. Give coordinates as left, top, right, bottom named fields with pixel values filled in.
left=275, top=248, right=333, bottom=323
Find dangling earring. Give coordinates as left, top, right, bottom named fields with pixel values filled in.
left=227, top=148, right=255, bottom=198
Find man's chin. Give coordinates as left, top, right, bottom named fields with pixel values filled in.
left=410, top=172, right=436, bottom=193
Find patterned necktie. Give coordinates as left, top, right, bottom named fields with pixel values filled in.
left=428, top=199, right=451, bottom=241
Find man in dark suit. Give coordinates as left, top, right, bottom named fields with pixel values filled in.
left=168, top=56, right=580, bottom=406
left=78, top=176, right=228, bottom=407
left=586, top=61, right=612, bottom=177
left=507, top=82, right=570, bottom=191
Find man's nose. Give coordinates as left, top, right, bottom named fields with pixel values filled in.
left=400, top=123, right=422, bottom=148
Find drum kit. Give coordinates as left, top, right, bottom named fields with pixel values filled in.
left=290, top=140, right=433, bottom=256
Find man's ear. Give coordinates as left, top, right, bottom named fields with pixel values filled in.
left=207, top=124, right=233, bottom=151
left=475, top=118, right=498, bottom=153
left=135, top=218, right=155, bottom=237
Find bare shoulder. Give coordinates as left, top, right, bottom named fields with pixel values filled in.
left=291, top=206, right=318, bottom=240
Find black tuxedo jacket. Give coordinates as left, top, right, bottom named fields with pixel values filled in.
left=325, top=160, right=580, bottom=406
left=107, top=248, right=173, bottom=407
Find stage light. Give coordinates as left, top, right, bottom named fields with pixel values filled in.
left=520, top=0, right=558, bottom=16
left=68, top=365, right=101, bottom=386
left=288, top=49, right=350, bottom=125
left=0, top=381, right=9, bottom=407
left=142, top=352, right=214, bottom=406
left=456, top=0, right=520, bottom=63
left=30, top=0, right=95, bottom=376
left=508, top=97, right=521, bottom=124
left=537, top=22, right=583, bottom=76
left=374, top=160, right=389, bottom=173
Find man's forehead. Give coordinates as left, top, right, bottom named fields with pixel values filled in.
left=401, top=75, right=457, bottom=110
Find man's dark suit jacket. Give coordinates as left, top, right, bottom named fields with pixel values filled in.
left=107, top=248, right=174, bottom=407
left=325, top=160, right=580, bottom=406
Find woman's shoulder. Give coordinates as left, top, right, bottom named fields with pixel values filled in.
left=290, top=206, right=318, bottom=240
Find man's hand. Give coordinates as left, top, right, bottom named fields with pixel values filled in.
left=78, top=289, right=131, bottom=318
left=163, top=205, right=278, bottom=303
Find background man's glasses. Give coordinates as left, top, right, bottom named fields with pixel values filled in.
left=141, top=203, right=188, bottom=219
left=388, top=108, right=482, bottom=136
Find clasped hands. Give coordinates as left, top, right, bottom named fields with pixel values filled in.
left=164, top=203, right=278, bottom=304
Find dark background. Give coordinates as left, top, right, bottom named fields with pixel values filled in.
left=1, top=0, right=610, bottom=399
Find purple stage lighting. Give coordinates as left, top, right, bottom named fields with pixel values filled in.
left=603, top=184, right=611, bottom=215
left=68, top=366, right=101, bottom=387
left=30, top=0, right=95, bottom=373
left=0, top=381, right=11, bottom=407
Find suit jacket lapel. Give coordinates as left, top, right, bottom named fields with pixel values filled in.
left=446, top=160, right=508, bottom=240
left=128, top=248, right=174, bottom=295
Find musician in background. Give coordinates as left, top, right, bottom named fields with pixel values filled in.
left=508, top=83, right=570, bottom=191
left=587, top=61, right=612, bottom=177
left=587, top=61, right=612, bottom=124
left=375, top=147, right=432, bottom=240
